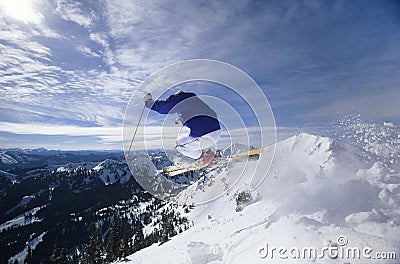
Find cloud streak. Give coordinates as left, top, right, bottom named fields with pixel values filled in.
left=0, top=122, right=121, bottom=137
left=55, top=0, right=97, bottom=28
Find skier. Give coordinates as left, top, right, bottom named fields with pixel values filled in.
left=143, top=90, right=221, bottom=165
left=117, top=239, right=125, bottom=261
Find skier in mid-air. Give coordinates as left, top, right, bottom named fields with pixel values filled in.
left=143, top=90, right=221, bottom=165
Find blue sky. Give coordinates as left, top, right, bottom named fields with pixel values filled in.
left=0, top=0, right=399, bottom=150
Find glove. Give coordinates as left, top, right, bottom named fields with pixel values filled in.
left=173, top=119, right=182, bottom=126
left=143, top=93, right=152, bottom=102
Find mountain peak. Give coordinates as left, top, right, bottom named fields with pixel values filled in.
left=278, top=133, right=332, bottom=154
left=92, top=159, right=119, bottom=171
left=91, top=159, right=131, bottom=185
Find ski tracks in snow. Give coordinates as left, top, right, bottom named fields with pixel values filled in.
left=185, top=209, right=280, bottom=263
left=231, top=210, right=279, bottom=236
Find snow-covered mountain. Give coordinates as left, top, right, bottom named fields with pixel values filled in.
left=0, top=151, right=19, bottom=165
left=125, top=133, right=400, bottom=263
left=91, top=159, right=131, bottom=185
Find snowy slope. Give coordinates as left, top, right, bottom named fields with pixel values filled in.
left=8, top=232, right=47, bottom=264
left=0, top=205, right=46, bottom=232
left=124, top=133, right=400, bottom=264
left=0, top=169, right=18, bottom=182
left=46, top=159, right=132, bottom=186
left=91, top=159, right=131, bottom=185
left=0, top=149, right=41, bottom=165
left=0, top=151, right=18, bottom=164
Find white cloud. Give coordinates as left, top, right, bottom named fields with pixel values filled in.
left=55, top=0, right=96, bottom=28
left=0, top=0, right=44, bottom=24
left=0, top=122, right=121, bottom=136
left=78, top=45, right=100, bottom=57
left=89, top=33, right=108, bottom=47
left=0, top=24, right=64, bottom=105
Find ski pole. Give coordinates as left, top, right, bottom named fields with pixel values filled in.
left=126, top=105, right=146, bottom=159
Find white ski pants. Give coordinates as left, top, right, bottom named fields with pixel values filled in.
left=175, top=129, right=221, bottom=159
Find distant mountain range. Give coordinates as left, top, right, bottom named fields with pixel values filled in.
left=0, top=148, right=124, bottom=171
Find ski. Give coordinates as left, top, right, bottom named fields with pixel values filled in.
left=162, top=148, right=262, bottom=176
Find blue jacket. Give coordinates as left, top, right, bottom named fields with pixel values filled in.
left=145, top=91, right=220, bottom=137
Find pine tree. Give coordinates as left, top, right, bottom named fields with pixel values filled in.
left=50, top=239, right=68, bottom=264
left=160, top=210, right=174, bottom=243
left=70, top=249, right=79, bottom=264
left=50, top=239, right=60, bottom=263
left=60, top=248, right=67, bottom=264
left=95, top=226, right=104, bottom=263
left=133, top=219, right=145, bottom=252
left=82, top=224, right=103, bottom=264
left=105, top=218, right=118, bottom=262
